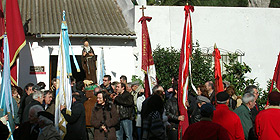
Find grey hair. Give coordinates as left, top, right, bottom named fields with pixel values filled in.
left=38, top=115, right=53, bottom=125
left=29, top=105, right=44, bottom=117
left=242, top=93, right=255, bottom=104
left=32, top=90, right=44, bottom=100
left=244, top=85, right=257, bottom=94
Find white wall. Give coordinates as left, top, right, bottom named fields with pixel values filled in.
left=19, top=41, right=135, bottom=89
left=134, top=6, right=280, bottom=89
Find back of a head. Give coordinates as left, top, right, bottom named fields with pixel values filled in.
left=242, top=93, right=255, bottom=104
left=76, top=81, right=85, bottom=91
left=37, top=82, right=46, bottom=90
left=120, top=75, right=127, bottom=82
left=29, top=105, right=44, bottom=117
left=200, top=103, right=214, bottom=118
left=32, top=90, right=44, bottom=100
left=216, top=91, right=230, bottom=104
left=244, top=85, right=257, bottom=94
left=268, top=91, right=280, bottom=106
left=226, top=86, right=235, bottom=96
left=72, top=94, right=82, bottom=102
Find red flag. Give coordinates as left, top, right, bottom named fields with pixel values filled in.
left=6, top=0, right=26, bottom=85
left=213, top=45, right=224, bottom=93
left=178, top=5, right=193, bottom=139
left=0, top=0, right=4, bottom=64
left=139, top=16, right=157, bottom=98
left=266, top=52, right=280, bottom=106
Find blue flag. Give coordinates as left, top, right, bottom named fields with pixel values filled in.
left=98, top=48, right=106, bottom=85
left=0, top=35, right=15, bottom=140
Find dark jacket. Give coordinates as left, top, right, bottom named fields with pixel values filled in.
left=14, top=121, right=40, bottom=140
left=141, top=94, right=165, bottom=140
left=190, top=105, right=201, bottom=124
left=92, top=103, right=119, bottom=140
left=22, top=100, right=43, bottom=123
left=100, top=84, right=114, bottom=94
left=165, top=96, right=180, bottom=127
left=114, top=91, right=134, bottom=120
left=62, top=101, right=87, bottom=140
left=234, top=104, right=253, bottom=140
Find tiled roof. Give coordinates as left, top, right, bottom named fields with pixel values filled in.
left=17, top=0, right=135, bottom=36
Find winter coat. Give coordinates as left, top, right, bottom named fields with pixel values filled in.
left=22, top=100, right=43, bottom=123
left=92, top=103, right=119, bottom=140
left=84, top=90, right=97, bottom=127
left=37, top=124, right=61, bottom=140
left=183, top=118, right=230, bottom=140
left=234, top=104, right=253, bottom=140
left=61, top=101, right=87, bottom=140
left=212, top=104, right=245, bottom=140
left=255, top=106, right=280, bottom=140
left=165, top=96, right=180, bottom=127
left=114, top=91, right=134, bottom=120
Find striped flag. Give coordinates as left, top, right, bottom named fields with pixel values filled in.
left=6, top=0, right=26, bottom=85
left=55, top=11, right=77, bottom=138
left=213, top=44, right=223, bottom=93
left=98, top=48, right=106, bottom=85
left=139, top=16, right=157, bottom=98
left=178, top=5, right=194, bottom=140
left=0, top=35, right=15, bottom=140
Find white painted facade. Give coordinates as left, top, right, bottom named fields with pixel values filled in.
left=134, top=6, right=280, bottom=89
left=18, top=37, right=136, bottom=89
left=15, top=6, right=280, bottom=90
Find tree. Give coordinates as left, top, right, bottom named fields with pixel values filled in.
left=153, top=45, right=180, bottom=89
left=222, top=53, right=257, bottom=96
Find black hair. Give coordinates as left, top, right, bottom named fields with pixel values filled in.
left=24, top=83, right=34, bottom=91
left=244, top=85, right=258, bottom=94
left=120, top=75, right=127, bottom=82
left=104, top=75, right=111, bottom=81
left=76, top=81, right=85, bottom=91
left=72, top=94, right=82, bottom=102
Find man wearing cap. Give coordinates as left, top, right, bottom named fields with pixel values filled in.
left=37, top=111, right=60, bottom=140
left=190, top=96, right=210, bottom=124
left=255, top=91, right=280, bottom=140
left=183, top=103, right=230, bottom=140
left=212, top=91, right=245, bottom=140
left=234, top=93, right=255, bottom=140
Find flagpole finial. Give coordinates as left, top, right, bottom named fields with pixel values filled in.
left=214, top=43, right=217, bottom=49
left=140, top=5, right=146, bottom=17
left=63, top=11, right=66, bottom=21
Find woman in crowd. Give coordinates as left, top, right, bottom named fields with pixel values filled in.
left=92, top=91, right=119, bottom=140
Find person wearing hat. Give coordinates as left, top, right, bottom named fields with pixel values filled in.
left=190, top=95, right=211, bottom=124
left=212, top=91, right=245, bottom=140
left=255, top=91, right=280, bottom=140
left=234, top=93, right=255, bottom=140
left=183, top=103, right=230, bottom=140
left=37, top=111, right=60, bottom=140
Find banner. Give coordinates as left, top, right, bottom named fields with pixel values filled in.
left=178, top=5, right=194, bottom=139
left=139, top=16, right=157, bottom=97
left=213, top=44, right=224, bottom=93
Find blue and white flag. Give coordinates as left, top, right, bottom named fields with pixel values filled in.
left=0, top=35, right=14, bottom=140
left=98, top=48, right=106, bottom=85
left=55, top=11, right=79, bottom=138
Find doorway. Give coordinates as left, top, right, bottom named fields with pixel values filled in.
left=50, top=55, right=86, bottom=85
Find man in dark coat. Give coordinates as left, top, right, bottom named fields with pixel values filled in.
left=114, top=82, right=134, bottom=140
left=18, top=83, right=34, bottom=123
left=100, top=75, right=115, bottom=94
left=61, top=94, right=87, bottom=140
left=22, top=91, right=44, bottom=123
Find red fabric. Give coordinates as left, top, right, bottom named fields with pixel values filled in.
left=255, top=108, right=280, bottom=140
left=178, top=5, right=193, bottom=139
left=213, top=48, right=223, bottom=93
left=139, top=16, right=153, bottom=73
left=183, top=120, right=230, bottom=140
left=212, top=104, right=245, bottom=140
left=0, top=0, right=4, bottom=65
left=139, top=16, right=156, bottom=98
left=6, top=0, right=26, bottom=85
left=267, top=53, right=280, bottom=106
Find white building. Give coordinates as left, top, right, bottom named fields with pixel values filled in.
left=15, top=0, right=280, bottom=90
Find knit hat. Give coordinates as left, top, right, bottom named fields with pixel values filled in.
left=200, top=103, right=215, bottom=117
left=197, top=96, right=210, bottom=103
left=216, top=91, right=229, bottom=104
left=268, top=91, right=280, bottom=102
left=37, top=111, right=54, bottom=122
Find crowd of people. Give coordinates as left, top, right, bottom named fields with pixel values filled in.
left=0, top=75, right=280, bottom=140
